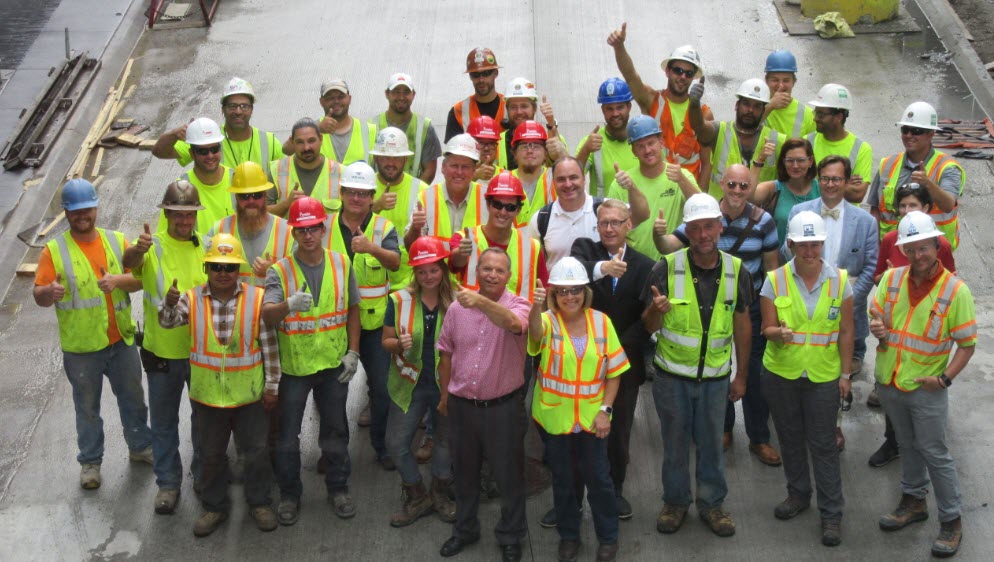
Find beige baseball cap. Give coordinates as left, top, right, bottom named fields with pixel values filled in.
left=321, top=79, right=349, bottom=97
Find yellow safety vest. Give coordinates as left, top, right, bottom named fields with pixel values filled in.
left=386, top=289, right=445, bottom=412
left=576, top=127, right=639, bottom=198
left=710, top=122, right=781, bottom=198
left=212, top=214, right=293, bottom=287
left=187, top=283, right=265, bottom=407
left=875, top=151, right=965, bottom=249
left=48, top=229, right=135, bottom=353
left=375, top=173, right=424, bottom=289
left=324, top=212, right=393, bottom=330
left=805, top=131, right=870, bottom=180
left=764, top=98, right=815, bottom=139
left=156, top=167, right=235, bottom=235
left=269, top=156, right=342, bottom=213
left=369, top=113, right=432, bottom=178
left=531, top=309, right=629, bottom=435
left=655, top=249, right=741, bottom=379
left=137, top=234, right=206, bottom=359
left=419, top=181, right=488, bottom=251
left=762, top=263, right=848, bottom=382
left=175, top=127, right=279, bottom=169
left=320, top=118, right=373, bottom=165
left=460, top=225, right=540, bottom=302
left=511, top=167, right=557, bottom=227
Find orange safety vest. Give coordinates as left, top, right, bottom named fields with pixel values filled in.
left=453, top=94, right=507, bottom=132
left=650, top=92, right=709, bottom=182
left=460, top=225, right=540, bottom=302
left=875, top=151, right=964, bottom=249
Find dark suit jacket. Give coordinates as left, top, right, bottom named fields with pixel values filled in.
left=570, top=237, right=654, bottom=383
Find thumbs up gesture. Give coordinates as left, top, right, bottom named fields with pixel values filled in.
left=614, top=162, right=635, bottom=191
left=653, top=208, right=668, bottom=239
left=650, top=285, right=671, bottom=314
left=607, top=21, right=627, bottom=48
left=398, top=325, right=413, bottom=352
left=456, top=284, right=480, bottom=309
left=602, top=249, right=628, bottom=279
left=778, top=320, right=793, bottom=344
left=540, top=95, right=556, bottom=127
left=165, top=278, right=180, bottom=308
left=585, top=126, right=603, bottom=153
left=286, top=288, right=313, bottom=312
left=50, top=273, right=65, bottom=301
left=135, top=223, right=153, bottom=254
left=96, top=266, right=116, bottom=294
left=410, top=200, right=427, bottom=234
left=532, top=279, right=547, bottom=308
left=689, top=76, right=705, bottom=103
left=374, top=192, right=398, bottom=213
left=664, top=163, right=682, bottom=183
left=869, top=309, right=889, bottom=340
left=252, top=251, right=274, bottom=277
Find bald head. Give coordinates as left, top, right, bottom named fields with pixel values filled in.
left=721, top=164, right=751, bottom=184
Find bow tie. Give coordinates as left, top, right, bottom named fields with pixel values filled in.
left=821, top=206, right=840, bottom=220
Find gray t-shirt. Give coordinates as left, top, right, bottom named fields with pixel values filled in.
left=331, top=124, right=353, bottom=163
left=295, top=159, right=324, bottom=195
left=759, top=258, right=853, bottom=318
left=264, top=254, right=360, bottom=308
left=239, top=215, right=273, bottom=264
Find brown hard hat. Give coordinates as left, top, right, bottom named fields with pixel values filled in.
left=465, top=47, right=500, bottom=73
left=158, top=180, right=205, bottom=211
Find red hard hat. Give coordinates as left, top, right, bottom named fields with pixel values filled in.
left=465, top=47, right=500, bottom=73
left=467, top=116, right=501, bottom=141
left=511, top=120, right=548, bottom=147
left=288, top=196, right=327, bottom=228
left=408, top=236, right=451, bottom=267
left=486, top=171, right=525, bottom=199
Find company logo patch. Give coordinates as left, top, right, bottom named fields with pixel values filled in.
left=803, top=224, right=814, bottom=237
left=485, top=55, right=495, bottom=64
left=606, top=82, right=616, bottom=95
left=474, top=50, right=484, bottom=63
left=907, top=223, right=919, bottom=236
left=217, top=243, right=235, bottom=255
left=838, top=89, right=848, bottom=99
left=907, top=111, right=914, bottom=119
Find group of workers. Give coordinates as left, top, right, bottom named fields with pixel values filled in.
left=32, top=21, right=977, bottom=562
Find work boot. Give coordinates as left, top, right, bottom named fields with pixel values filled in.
left=867, top=388, right=881, bottom=407
left=80, top=464, right=101, bottom=490
left=414, top=435, right=434, bottom=464
left=277, top=497, right=299, bottom=526
left=722, top=432, right=732, bottom=451
left=656, top=504, right=688, bottom=534
left=868, top=439, right=900, bottom=468
left=774, top=496, right=810, bottom=520
left=390, top=482, right=433, bottom=527
left=931, top=517, right=962, bottom=558
left=879, top=494, right=929, bottom=531
left=699, top=507, right=736, bottom=537
left=129, top=446, right=154, bottom=465
left=821, top=519, right=842, bottom=547
left=154, top=488, right=179, bottom=515
left=431, top=478, right=456, bottom=523
left=596, top=543, right=619, bottom=562
left=193, top=511, right=228, bottom=537
left=330, top=491, right=356, bottom=519
left=357, top=404, right=371, bottom=427
left=749, top=443, right=782, bottom=466
left=251, top=505, right=278, bottom=532
left=557, top=539, right=580, bottom=562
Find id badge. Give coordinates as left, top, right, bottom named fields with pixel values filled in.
left=827, top=306, right=840, bottom=321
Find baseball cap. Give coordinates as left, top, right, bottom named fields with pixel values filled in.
left=387, top=73, right=415, bottom=92
left=321, top=79, right=349, bottom=97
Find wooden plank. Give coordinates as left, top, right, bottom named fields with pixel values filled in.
left=90, top=147, right=104, bottom=177
left=138, top=139, right=157, bottom=150
left=15, top=263, right=38, bottom=277
left=115, top=133, right=143, bottom=147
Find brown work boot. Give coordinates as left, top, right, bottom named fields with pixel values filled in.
left=193, top=511, right=228, bottom=537
left=879, top=494, right=929, bottom=531
left=699, top=507, right=736, bottom=537
left=414, top=435, right=434, bottom=464
left=774, top=496, right=810, bottom=520
left=749, top=443, right=782, bottom=466
left=722, top=432, right=732, bottom=451
left=931, top=517, right=962, bottom=558
left=431, top=478, right=456, bottom=523
left=390, top=482, right=433, bottom=528
left=251, top=505, right=278, bottom=532
left=655, top=504, right=688, bottom=534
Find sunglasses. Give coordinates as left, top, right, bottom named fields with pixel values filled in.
left=237, top=192, right=266, bottom=201
left=668, top=66, right=696, bottom=78
left=294, top=225, right=324, bottom=235
left=469, top=69, right=496, bottom=79
left=488, top=200, right=522, bottom=212
left=192, top=145, right=221, bottom=156
left=223, top=102, right=253, bottom=111
left=555, top=286, right=585, bottom=296
left=206, top=263, right=239, bottom=273
left=725, top=181, right=750, bottom=191
left=900, top=126, right=929, bottom=136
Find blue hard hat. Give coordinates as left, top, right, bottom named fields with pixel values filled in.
left=61, top=178, right=99, bottom=211
left=765, top=49, right=798, bottom=73
left=597, top=77, right=633, bottom=104
left=626, top=115, right=661, bottom=144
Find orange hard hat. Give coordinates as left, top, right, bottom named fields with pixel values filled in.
left=465, top=47, right=500, bottom=73
left=511, top=120, right=548, bottom=147
left=408, top=236, right=451, bottom=267
left=288, top=196, right=327, bottom=228
left=485, top=171, right=525, bottom=199
left=467, top=115, right=501, bottom=141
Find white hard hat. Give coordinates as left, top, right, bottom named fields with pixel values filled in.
left=186, top=117, right=224, bottom=146
left=222, top=77, right=255, bottom=103
left=444, top=134, right=480, bottom=161
left=896, top=211, right=943, bottom=245
left=787, top=211, right=828, bottom=243
left=808, top=83, right=852, bottom=111
left=340, top=161, right=377, bottom=190
left=660, top=45, right=704, bottom=78
left=735, top=78, right=771, bottom=104
left=548, top=256, right=590, bottom=286
left=682, top=193, right=722, bottom=223
left=505, top=77, right=538, bottom=101
left=897, top=101, right=941, bottom=131
left=369, top=127, right=414, bottom=157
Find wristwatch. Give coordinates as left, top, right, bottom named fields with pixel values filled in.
left=599, top=405, right=613, bottom=415
left=939, top=373, right=953, bottom=388
left=546, top=120, right=558, bottom=130
left=840, top=373, right=852, bottom=381
left=752, top=160, right=765, bottom=168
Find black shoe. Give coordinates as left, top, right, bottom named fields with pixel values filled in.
left=617, top=495, right=633, bottom=520
left=868, top=440, right=900, bottom=467
left=540, top=507, right=557, bottom=528
left=558, top=539, right=580, bottom=562
left=377, top=454, right=396, bottom=471
left=440, top=535, right=479, bottom=557
left=500, top=543, right=522, bottom=562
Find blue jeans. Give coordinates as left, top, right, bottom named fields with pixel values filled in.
left=652, top=372, right=729, bottom=510
left=146, top=357, right=200, bottom=490
left=360, top=328, right=390, bottom=458
left=542, top=428, right=618, bottom=544
left=724, top=299, right=772, bottom=444
left=853, top=295, right=869, bottom=360
left=63, top=340, right=151, bottom=465
left=386, top=381, right=451, bottom=485
left=276, top=367, right=351, bottom=499
left=194, top=400, right=271, bottom=513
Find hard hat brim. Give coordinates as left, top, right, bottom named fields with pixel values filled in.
left=227, top=181, right=274, bottom=194
left=896, top=230, right=943, bottom=245
left=445, top=149, right=481, bottom=161
left=787, top=234, right=828, bottom=243
left=548, top=279, right=589, bottom=287
left=288, top=217, right=326, bottom=228
left=158, top=203, right=206, bottom=211
left=339, top=181, right=376, bottom=190
left=369, top=149, right=415, bottom=157
left=896, top=121, right=941, bottom=131
left=683, top=212, right=723, bottom=223
left=409, top=254, right=449, bottom=267
left=63, top=201, right=98, bottom=211
left=203, top=255, right=247, bottom=265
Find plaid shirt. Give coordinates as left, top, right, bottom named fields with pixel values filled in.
left=159, top=282, right=280, bottom=394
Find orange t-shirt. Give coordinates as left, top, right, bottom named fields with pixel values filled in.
left=35, top=235, right=131, bottom=345
left=907, top=263, right=945, bottom=307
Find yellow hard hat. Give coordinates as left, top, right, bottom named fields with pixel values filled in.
left=228, top=161, right=274, bottom=194
left=204, top=233, right=247, bottom=264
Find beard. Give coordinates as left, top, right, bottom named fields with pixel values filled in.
left=239, top=207, right=269, bottom=234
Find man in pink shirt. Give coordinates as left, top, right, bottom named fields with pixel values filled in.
left=436, top=248, right=532, bottom=562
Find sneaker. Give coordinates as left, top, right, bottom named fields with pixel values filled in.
left=774, top=496, right=810, bottom=520
left=699, top=507, right=736, bottom=537
left=193, top=511, right=228, bottom=537
left=540, top=507, right=558, bottom=529
left=251, top=506, right=278, bottom=532
left=656, top=504, right=688, bottom=534
left=80, top=464, right=101, bottom=490
left=330, top=491, right=356, bottom=519
left=868, top=440, right=900, bottom=467
left=616, top=495, right=633, bottom=520
left=879, top=494, right=928, bottom=531
left=931, top=517, right=962, bottom=558
left=866, top=388, right=881, bottom=408
left=154, top=488, right=179, bottom=515
left=821, top=519, right=842, bottom=547
left=277, top=498, right=299, bottom=526
left=357, top=404, right=371, bottom=427
left=129, top=446, right=154, bottom=465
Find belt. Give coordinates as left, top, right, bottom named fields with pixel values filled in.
left=451, top=386, right=522, bottom=408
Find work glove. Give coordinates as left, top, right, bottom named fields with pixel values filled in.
left=338, top=350, right=360, bottom=383
left=688, top=77, right=705, bottom=103
left=286, top=291, right=313, bottom=312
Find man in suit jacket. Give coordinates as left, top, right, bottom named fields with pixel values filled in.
left=571, top=198, right=654, bottom=520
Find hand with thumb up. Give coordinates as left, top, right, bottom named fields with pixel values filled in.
left=689, top=76, right=705, bottom=103
left=50, top=273, right=65, bottom=301
left=778, top=320, right=793, bottom=344
left=411, top=200, right=427, bottom=234
left=869, top=309, right=889, bottom=340
left=398, top=325, right=413, bottom=352
left=532, top=279, right=547, bottom=307
left=652, top=208, right=668, bottom=239
left=96, top=266, right=115, bottom=294
left=614, top=162, right=635, bottom=191
left=585, top=126, right=603, bottom=153
left=650, top=285, right=671, bottom=314
left=165, top=278, right=181, bottom=308
left=136, top=223, right=153, bottom=254
left=602, top=249, right=628, bottom=279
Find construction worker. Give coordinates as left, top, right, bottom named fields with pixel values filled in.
left=607, top=23, right=714, bottom=184
left=807, top=84, right=873, bottom=203
left=154, top=118, right=234, bottom=236
left=509, top=121, right=558, bottom=226
left=261, top=196, right=361, bottom=524
left=267, top=117, right=344, bottom=216
left=467, top=115, right=502, bottom=182
left=123, top=181, right=207, bottom=514
left=496, top=78, right=566, bottom=171
left=208, top=161, right=293, bottom=287
left=153, top=77, right=282, bottom=168
left=33, top=178, right=152, bottom=491
left=371, top=126, right=424, bottom=290
left=369, top=73, right=441, bottom=183
left=762, top=50, right=816, bottom=139
left=690, top=78, right=784, bottom=199
left=290, top=79, right=374, bottom=166
left=872, top=211, right=976, bottom=559
left=159, top=233, right=280, bottom=537
left=606, top=115, right=700, bottom=261
left=575, top=77, right=640, bottom=197
left=642, top=193, right=753, bottom=538
left=868, top=102, right=965, bottom=249
left=322, top=162, right=401, bottom=469
left=445, top=47, right=506, bottom=142
left=528, top=257, right=629, bottom=562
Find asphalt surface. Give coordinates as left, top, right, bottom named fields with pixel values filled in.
left=1, top=1, right=993, bottom=560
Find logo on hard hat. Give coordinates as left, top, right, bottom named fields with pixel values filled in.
left=297, top=212, right=318, bottom=222
left=907, top=111, right=914, bottom=118
left=931, top=115, right=938, bottom=126
left=838, top=90, right=848, bottom=99
left=803, top=224, right=814, bottom=237
left=606, top=83, right=616, bottom=95
left=907, top=223, right=919, bottom=236
left=513, top=84, right=522, bottom=92
left=485, top=55, right=495, bottom=64
left=416, top=250, right=437, bottom=260
left=526, top=82, right=535, bottom=89
left=753, top=86, right=760, bottom=93
left=217, top=243, right=235, bottom=255
left=474, top=50, right=484, bottom=63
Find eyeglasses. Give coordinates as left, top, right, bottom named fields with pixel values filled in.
left=668, top=66, right=696, bottom=78
left=342, top=188, right=373, bottom=198
left=901, top=126, right=929, bottom=136
left=555, top=286, right=585, bottom=296
left=192, top=145, right=221, bottom=156
left=294, top=225, right=324, bottom=236
left=784, top=157, right=810, bottom=165
left=237, top=192, right=266, bottom=201
left=814, top=109, right=839, bottom=118
left=516, top=142, right=545, bottom=152
left=902, top=245, right=936, bottom=256
left=819, top=176, right=846, bottom=185
left=597, top=219, right=627, bottom=229
left=725, top=181, right=750, bottom=191
left=207, top=263, right=240, bottom=273
left=488, top=200, right=522, bottom=212
left=469, top=69, right=496, bottom=79
left=223, top=102, right=253, bottom=111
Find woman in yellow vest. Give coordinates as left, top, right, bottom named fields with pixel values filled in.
left=759, top=211, right=853, bottom=548
left=527, top=257, right=629, bottom=562
left=382, top=236, right=457, bottom=528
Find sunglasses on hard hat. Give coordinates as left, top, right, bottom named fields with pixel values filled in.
left=900, top=126, right=929, bottom=136
left=469, top=70, right=496, bottom=79
left=206, top=263, right=240, bottom=273
left=192, top=145, right=221, bottom=156
left=668, top=66, right=695, bottom=78
left=488, top=200, right=522, bottom=212
left=237, top=192, right=266, bottom=201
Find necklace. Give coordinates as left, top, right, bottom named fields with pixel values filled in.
left=224, top=128, right=255, bottom=166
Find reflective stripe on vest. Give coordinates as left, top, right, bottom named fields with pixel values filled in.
left=216, top=215, right=292, bottom=285
left=455, top=96, right=506, bottom=132
left=461, top=226, right=539, bottom=301
left=876, top=151, right=964, bottom=248
left=592, top=147, right=605, bottom=198
left=805, top=132, right=862, bottom=166
left=273, top=156, right=342, bottom=209
left=421, top=182, right=488, bottom=251
left=540, top=311, right=609, bottom=398
left=712, top=123, right=779, bottom=194
left=53, top=231, right=125, bottom=312
left=325, top=213, right=392, bottom=329
left=653, top=92, right=705, bottom=180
